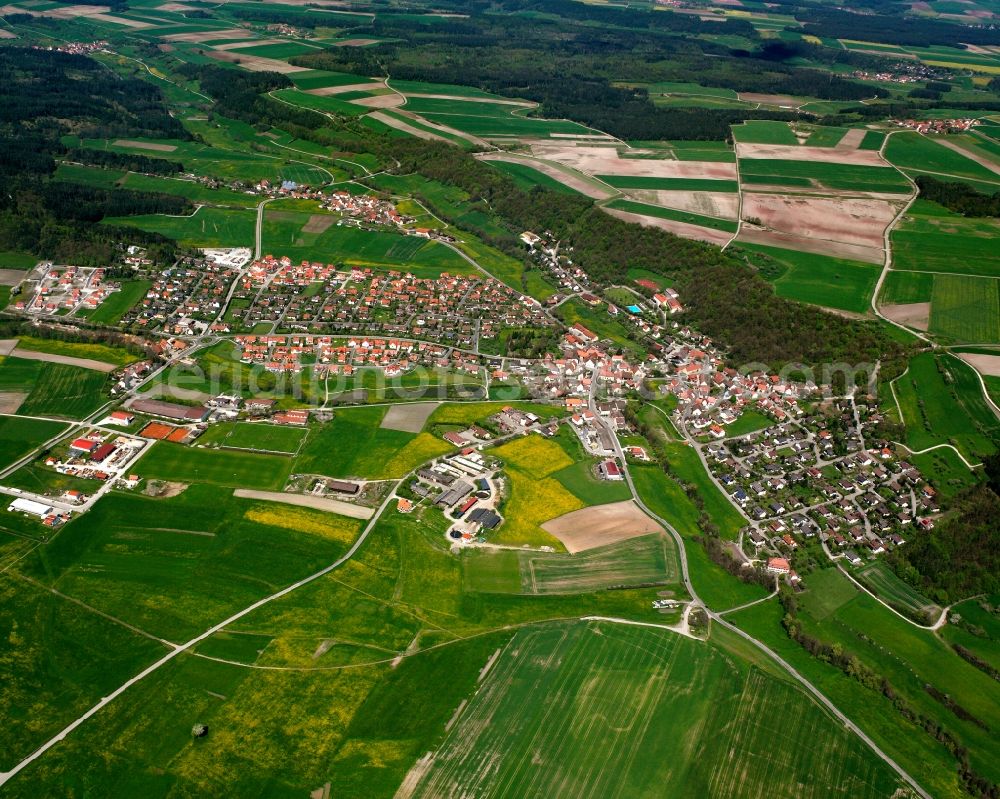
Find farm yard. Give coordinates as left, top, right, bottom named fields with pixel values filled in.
left=408, top=621, right=904, bottom=799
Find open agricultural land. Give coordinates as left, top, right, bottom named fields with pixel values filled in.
left=1, top=0, right=1000, bottom=797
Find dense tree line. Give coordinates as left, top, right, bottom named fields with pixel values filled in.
left=0, top=48, right=186, bottom=265
left=888, top=484, right=1000, bottom=603
left=67, top=148, right=184, bottom=175
left=41, top=182, right=190, bottom=222
left=291, top=9, right=882, bottom=141
left=916, top=176, right=1000, bottom=217
left=797, top=7, right=1000, bottom=48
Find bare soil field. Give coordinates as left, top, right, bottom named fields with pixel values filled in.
left=212, top=39, right=285, bottom=51
left=351, top=93, right=405, bottom=109
left=0, top=28, right=17, bottom=38
left=11, top=346, right=117, bottom=373
left=0, top=269, right=24, bottom=286
left=113, top=139, right=177, bottom=152
left=305, top=82, right=386, bottom=96
left=736, top=142, right=887, bottom=165
left=163, top=28, right=251, bottom=43
left=604, top=207, right=733, bottom=247
left=542, top=500, right=664, bottom=553
left=531, top=143, right=738, bottom=179
left=0, top=392, right=26, bottom=414
left=935, top=138, right=1000, bottom=176
left=737, top=227, right=884, bottom=263
left=0, top=339, right=17, bottom=356
left=837, top=128, right=867, bottom=149
left=86, top=12, right=153, bottom=27
left=334, top=38, right=380, bottom=46
left=741, top=193, right=897, bottom=249
left=957, top=351, right=1000, bottom=376
left=233, top=489, right=373, bottom=520
left=205, top=50, right=308, bottom=73
left=882, top=302, right=931, bottom=331
left=380, top=401, right=437, bottom=433
left=739, top=93, right=803, bottom=107
left=477, top=153, right=616, bottom=199
left=625, top=189, right=740, bottom=219
left=367, top=111, right=454, bottom=143
left=302, top=214, right=336, bottom=234
left=156, top=2, right=196, bottom=10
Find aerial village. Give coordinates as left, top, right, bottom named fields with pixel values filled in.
left=1, top=214, right=938, bottom=588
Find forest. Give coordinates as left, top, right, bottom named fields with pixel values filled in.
left=916, top=176, right=1000, bottom=217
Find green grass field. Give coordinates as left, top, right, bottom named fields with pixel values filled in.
left=485, top=159, right=586, bottom=194
left=16, top=336, right=136, bottom=366
left=199, top=421, right=308, bottom=454
left=462, top=533, right=679, bottom=594
left=411, top=620, right=903, bottom=799
left=892, top=200, right=1000, bottom=278
left=0, top=416, right=68, bottom=470
left=16, top=363, right=108, bottom=419
left=294, top=405, right=451, bottom=479
left=87, top=280, right=152, bottom=325
left=106, top=206, right=257, bottom=248
left=740, top=243, right=881, bottom=313
left=732, top=120, right=799, bottom=144
left=879, top=270, right=934, bottom=304
left=885, top=131, right=1000, bottom=184
left=597, top=175, right=739, bottom=192
left=856, top=561, right=939, bottom=618
left=738, top=158, right=911, bottom=193
left=892, top=352, right=999, bottom=464
left=137, top=441, right=293, bottom=490
left=928, top=274, right=1000, bottom=342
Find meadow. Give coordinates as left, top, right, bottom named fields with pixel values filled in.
left=731, top=120, right=799, bottom=144
left=0, top=416, right=68, bottom=470
left=879, top=270, right=933, bottom=304
left=137, top=441, right=294, bottom=490
left=885, top=131, right=1000, bottom=184
left=260, top=210, right=474, bottom=273
left=19, top=484, right=361, bottom=642
left=928, top=274, right=1000, bottom=343
left=892, top=201, right=1000, bottom=278
left=486, top=159, right=585, bottom=195
left=462, top=532, right=679, bottom=594
left=87, top=280, right=152, bottom=325
left=15, top=362, right=109, bottom=419
left=892, top=352, right=999, bottom=464
left=293, top=405, right=451, bottom=480
left=412, top=620, right=903, bottom=799
left=597, top=175, right=739, bottom=192
left=630, top=462, right=765, bottom=610
left=739, top=243, right=881, bottom=313
left=198, top=421, right=308, bottom=454
left=106, top=206, right=257, bottom=248
left=738, top=159, right=911, bottom=193
left=856, top=561, right=939, bottom=618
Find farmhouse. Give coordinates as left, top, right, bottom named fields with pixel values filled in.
left=598, top=459, right=623, bottom=481
left=70, top=438, right=99, bottom=454
left=131, top=399, right=210, bottom=422
left=326, top=479, right=359, bottom=496
left=767, top=557, right=791, bottom=574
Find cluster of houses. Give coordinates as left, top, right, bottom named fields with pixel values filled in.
left=322, top=191, right=412, bottom=227
left=12, top=264, right=119, bottom=318
left=698, top=397, right=936, bottom=570
left=893, top=117, right=979, bottom=134
left=220, top=259, right=554, bottom=346
left=521, top=231, right=596, bottom=294
left=230, top=334, right=484, bottom=379
left=33, top=41, right=107, bottom=55
left=123, top=253, right=245, bottom=334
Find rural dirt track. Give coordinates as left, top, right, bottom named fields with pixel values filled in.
left=477, top=153, right=616, bottom=199
left=11, top=347, right=117, bottom=373
left=233, top=489, right=374, bottom=520
left=604, top=208, right=733, bottom=248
